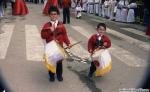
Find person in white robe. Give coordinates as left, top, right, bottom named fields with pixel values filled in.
left=87, top=0, right=94, bottom=14
left=82, top=0, right=88, bottom=12
left=94, top=0, right=99, bottom=15
left=98, top=0, right=102, bottom=16
left=101, top=0, right=105, bottom=17
left=109, top=0, right=117, bottom=20
left=104, top=0, right=110, bottom=18
left=107, top=0, right=111, bottom=18
left=75, top=1, right=82, bottom=18
left=71, top=0, right=76, bottom=8
left=0, top=0, right=4, bottom=18
left=120, top=0, right=128, bottom=22
left=115, top=0, right=128, bottom=22
left=127, top=0, right=137, bottom=23
left=115, top=0, right=122, bottom=21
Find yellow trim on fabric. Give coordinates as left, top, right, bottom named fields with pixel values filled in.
left=95, top=61, right=112, bottom=76
left=43, top=54, right=56, bottom=73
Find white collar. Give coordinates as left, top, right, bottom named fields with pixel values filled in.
left=97, top=33, right=103, bottom=37
left=97, top=34, right=103, bottom=40
left=50, top=20, right=58, bottom=28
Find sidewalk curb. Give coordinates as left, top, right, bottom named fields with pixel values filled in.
left=79, top=12, right=150, bottom=51
left=81, top=12, right=146, bottom=31
left=107, top=28, right=150, bottom=51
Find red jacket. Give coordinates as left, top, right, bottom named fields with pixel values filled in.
left=88, top=34, right=111, bottom=53
left=62, top=0, right=71, bottom=8
left=41, top=21, right=70, bottom=47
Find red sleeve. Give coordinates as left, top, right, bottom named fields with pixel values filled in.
left=61, top=24, right=70, bottom=46
left=41, top=22, right=50, bottom=39
left=88, top=35, right=96, bottom=53
left=102, top=35, right=111, bottom=48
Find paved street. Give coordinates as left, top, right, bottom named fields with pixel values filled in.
left=0, top=3, right=150, bottom=92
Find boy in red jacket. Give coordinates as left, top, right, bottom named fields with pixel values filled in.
left=88, top=23, right=111, bottom=78
left=41, top=6, right=71, bottom=82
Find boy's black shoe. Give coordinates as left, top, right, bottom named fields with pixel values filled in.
left=49, top=78, right=55, bottom=82
left=57, top=77, right=63, bottom=81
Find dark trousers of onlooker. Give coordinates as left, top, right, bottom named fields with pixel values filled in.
left=41, top=0, right=44, bottom=3
left=88, top=62, right=96, bottom=77
left=3, top=0, right=7, bottom=8
left=48, top=61, right=63, bottom=81
left=11, top=2, right=14, bottom=9
left=29, top=0, right=33, bottom=2
left=3, top=1, right=14, bottom=11
left=34, top=0, right=39, bottom=4
left=11, top=2, right=14, bottom=14
left=63, top=8, right=70, bottom=24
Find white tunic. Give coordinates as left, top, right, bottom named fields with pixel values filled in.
left=87, top=0, right=94, bottom=13
left=82, top=0, right=88, bottom=11
left=75, top=5, right=82, bottom=18
left=0, top=2, right=4, bottom=17
left=104, top=0, right=110, bottom=17
left=120, top=0, right=129, bottom=22
left=127, top=3, right=137, bottom=23
left=94, top=0, right=99, bottom=14
left=98, top=0, right=102, bottom=16
left=102, top=3, right=105, bottom=17
left=109, top=0, right=117, bottom=20
left=115, top=0, right=128, bottom=22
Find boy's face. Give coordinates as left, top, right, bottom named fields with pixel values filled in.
left=49, top=11, right=58, bottom=21
left=97, top=26, right=106, bottom=34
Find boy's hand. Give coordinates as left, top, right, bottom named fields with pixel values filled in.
left=89, top=49, right=94, bottom=56
left=103, top=42, right=107, bottom=47
left=67, top=44, right=72, bottom=49
left=50, top=27, right=55, bottom=31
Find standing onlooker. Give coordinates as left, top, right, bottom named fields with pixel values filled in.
left=34, top=0, right=39, bottom=4
left=98, top=0, right=102, bottom=16
left=43, top=0, right=59, bottom=15
left=87, top=0, right=94, bottom=14
left=109, top=0, right=117, bottom=20
left=115, top=0, right=128, bottom=22
left=0, top=0, right=4, bottom=18
left=76, top=2, right=82, bottom=19
left=75, top=0, right=82, bottom=19
left=94, top=0, right=99, bottom=15
left=62, top=0, right=71, bottom=24
left=115, top=0, right=122, bottom=21
left=12, top=0, right=29, bottom=15
left=101, top=0, right=105, bottom=17
left=34, top=0, right=44, bottom=4
left=103, top=0, right=110, bottom=18
left=120, top=0, right=129, bottom=22
left=126, top=0, right=137, bottom=23
left=82, top=0, right=87, bottom=12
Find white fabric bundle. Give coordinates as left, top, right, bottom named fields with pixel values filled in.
left=92, top=49, right=112, bottom=76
